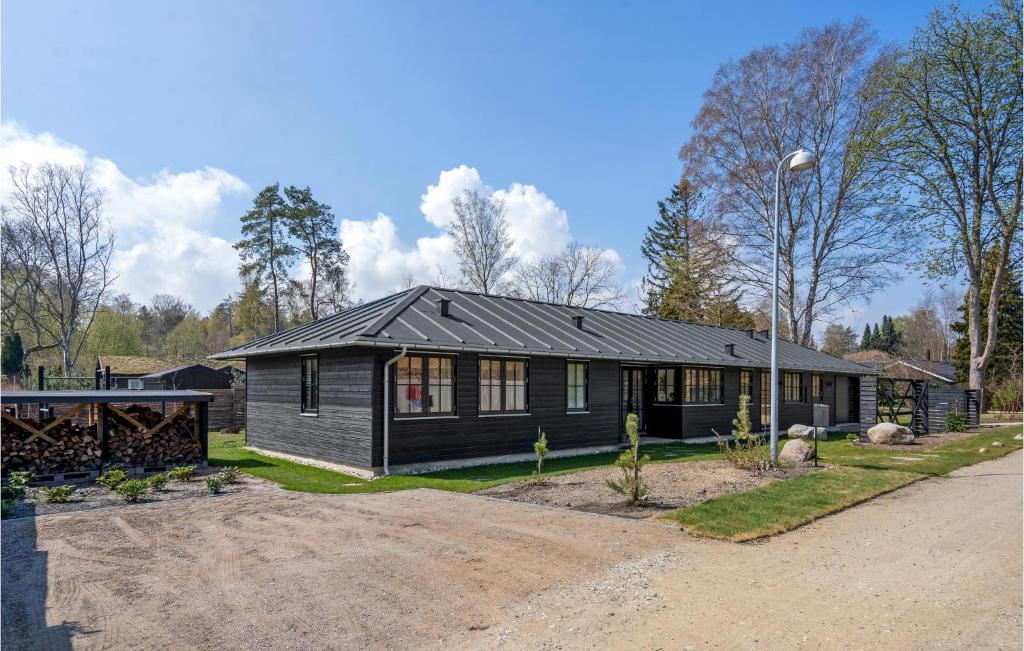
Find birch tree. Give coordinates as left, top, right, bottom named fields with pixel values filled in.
left=1, top=164, right=115, bottom=374
left=862, top=0, right=1022, bottom=391
left=680, top=20, right=908, bottom=346
left=512, top=242, right=624, bottom=308
left=448, top=190, right=516, bottom=294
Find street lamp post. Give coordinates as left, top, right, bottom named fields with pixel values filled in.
left=769, top=148, right=816, bottom=463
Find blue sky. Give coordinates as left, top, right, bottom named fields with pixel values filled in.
left=2, top=0, right=985, bottom=333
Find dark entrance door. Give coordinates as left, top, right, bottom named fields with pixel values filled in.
left=622, top=367, right=646, bottom=434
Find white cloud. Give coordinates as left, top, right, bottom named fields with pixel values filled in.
left=344, top=166, right=581, bottom=302
left=0, top=122, right=249, bottom=310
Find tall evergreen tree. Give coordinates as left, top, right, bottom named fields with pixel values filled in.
left=641, top=181, right=752, bottom=327
left=234, top=184, right=296, bottom=333
left=1, top=332, right=25, bottom=381
left=283, top=186, right=351, bottom=321
left=641, top=181, right=702, bottom=314
left=861, top=323, right=873, bottom=350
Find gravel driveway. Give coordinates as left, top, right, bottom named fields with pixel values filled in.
left=2, top=451, right=1021, bottom=650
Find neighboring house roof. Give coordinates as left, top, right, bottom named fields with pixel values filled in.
left=98, top=355, right=244, bottom=376
left=138, top=363, right=231, bottom=379
left=97, top=355, right=177, bottom=376
left=211, top=286, right=876, bottom=375
left=843, top=351, right=956, bottom=384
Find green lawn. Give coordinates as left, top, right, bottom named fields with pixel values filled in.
left=208, top=431, right=722, bottom=494
left=663, top=426, right=1023, bottom=541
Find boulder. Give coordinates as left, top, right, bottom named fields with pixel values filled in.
left=867, top=422, right=915, bottom=444
left=992, top=441, right=1004, bottom=448
left=779, top=439, right=814, bottom=464
left=1014, top=433, right=1022, bottom=441
left=788, top=425, right=828, bottom=440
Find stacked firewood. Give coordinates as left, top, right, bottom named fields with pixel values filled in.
left=1, top=418, right=102, bottom=474
left=1, top=404, right=201, bottom=475
left=107, top=405, right=201, bottom=467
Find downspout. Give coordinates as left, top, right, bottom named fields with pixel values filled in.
left=382, top=346, right=408, bottom=476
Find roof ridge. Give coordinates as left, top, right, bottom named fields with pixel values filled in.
left=360, top=285, right=432, bottom=337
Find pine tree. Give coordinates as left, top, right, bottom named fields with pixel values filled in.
left=283, top=186, right=350, bottom=321
left=871, top=323, right=881, bottom=350
left=861, top=323, right=873, bottom=350
left=234, top=184, right=296, bottom=333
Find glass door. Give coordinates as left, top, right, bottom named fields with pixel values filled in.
left=622, top=367, right=646, bottom=434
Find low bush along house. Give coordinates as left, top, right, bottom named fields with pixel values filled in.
left=210, top=286, right=878, bottom=475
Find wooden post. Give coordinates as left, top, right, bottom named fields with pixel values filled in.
left=37, top=365, right=45, bottom=417
left=197, top=401, right=209, bottom=463
left=97, top=402, right=109, bottom=471
left=104, top=366, right=112, bottom=390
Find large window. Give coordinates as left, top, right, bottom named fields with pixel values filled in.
left=396, top=355, right=455, bottom=416
left=566, top=361, right=588, bottom=412
left=740, top=369, right=753, bottom=400
left=684, top=367, right=724, bottom=404
left=811, top=374, right=823, bottom=403
left=300, top=355, right=319, bottom=415
left=655, top=368, right=677, bottom=403
left=784, top=372, right=803, bottom=403
left=479, top=357, right=529, bottom=414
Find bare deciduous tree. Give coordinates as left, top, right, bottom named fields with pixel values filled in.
left=448, top=190, right=516, bottom=294
left=862, top=1, right=1022, bottom=390
left=1, top=164, right=115, bottom=373
left=512, top=242, right=624, bottom=308
left=680, top=20, right=909, bottom=346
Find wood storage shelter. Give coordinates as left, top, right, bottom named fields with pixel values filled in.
left=1, top=390, right=211, bottom=479
left=211, top=286, right=878, bottom=476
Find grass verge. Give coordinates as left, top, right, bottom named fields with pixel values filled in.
left=663, top=425, right=1022, bottom=542
left=208, top=431, right=721, bottom=494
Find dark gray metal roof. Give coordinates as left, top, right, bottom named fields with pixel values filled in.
left=1, top=390, right=214, bottom=404
left=210, top=286, right=876, bottom=375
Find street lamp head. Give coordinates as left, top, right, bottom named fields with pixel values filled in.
left=789, top=148, right=816, bottom=172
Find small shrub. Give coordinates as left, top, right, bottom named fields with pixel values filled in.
left=2, top=484, right=26, bottom=502
left=945, top=407, right=969, bottom=433
left=1, top=498, right=17, bottom=518
left=846, top=432, right=859, bottom=444
left=40, top=485, right=76, bottom=504
left=169, top=465, right=197, bottom=482
left=218, top=466, right=240, bottom=484
left=206, top=477, right=223, bottom=494
left=97, top=469, right=128, bottom=490
left=715, top=395, right=774, bottom=473
left=8, top=471, right=36, bottom=488
left=607, top=413, right=649, bottom=506
left=115, top=479, right=149, bottom=503
left=532, top=429, right=549, bottom=482
left=147, top=473, right=168, bottom=491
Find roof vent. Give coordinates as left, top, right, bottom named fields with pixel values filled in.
left=435, top=298, right=451, bottom=317
left=745, top=329, right=755, bottom=339
left=571, top=315, right=584, bottom=330
left=724, top=343, right=736, bottom=357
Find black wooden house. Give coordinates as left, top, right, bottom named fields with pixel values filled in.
left=211, top=286, right=877, bottom=475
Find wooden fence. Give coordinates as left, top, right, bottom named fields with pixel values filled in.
left=206, top=386, right=246, bottom=431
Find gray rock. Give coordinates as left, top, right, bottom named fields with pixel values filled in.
left=992, top=441, right=1004, bottom=448
left=1014, top=433, right=1022, bottom=441
left=867, top=422, right=914, bottom=444
left=787, top=425, right=828, bottom=440
left=779, top=439, right=814, bottom=464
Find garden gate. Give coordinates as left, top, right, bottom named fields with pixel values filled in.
left=876, top=379, right=930, bottom=436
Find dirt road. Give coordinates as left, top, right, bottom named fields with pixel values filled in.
left=2, top=452, right=1020, bottom=650
left=446, top=450, right=1024, bottom=650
